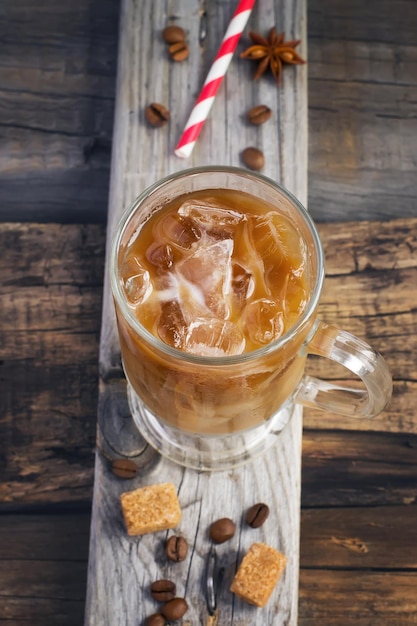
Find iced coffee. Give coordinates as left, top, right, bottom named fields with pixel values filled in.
left=114, top=187, right=316, bottom=435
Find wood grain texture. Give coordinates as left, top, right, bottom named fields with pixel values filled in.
left=0, top=0, right=119, bottom=223
left=0, top=223, right=105, bottom=505
left=0, top=512, right=90, bottom=624
left=1, top=506, right=417, bottom=625
left=302, top=429, right=417, bottom=507
left=1, top=1, right=417, bottom=623
left=307, top=0, right=417, bottom=223
left=86, top=0, right=307, bottom=623
left=300, top=505, right=417, bottom=569
left=87, top=439, right=303, bottom=624
left=0, top=561, right=87, bottom=625
left=1, top=217, right=416, bottom=507
left=1, top=0, right=416, bottom=224
left=299, top=569, right=417, bottom=626
left=303, top=217, right=417, bottom=434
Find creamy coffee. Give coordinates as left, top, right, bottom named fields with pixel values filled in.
left=111, top=169, right=391, bottom=468
left=119, top=189, right=308, bottom=355
left=115, top=188, right=313, bottom=435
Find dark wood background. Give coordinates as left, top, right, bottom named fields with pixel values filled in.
left=1, top=0, right=416, bottom=624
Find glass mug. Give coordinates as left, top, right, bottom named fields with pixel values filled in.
left=110, top=166, right=392, bottom=470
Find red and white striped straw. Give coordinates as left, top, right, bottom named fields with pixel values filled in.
left=174, top=0, right=256, bottom=159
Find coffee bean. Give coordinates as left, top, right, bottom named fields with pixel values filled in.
left=162, top=25, right=186, bottom=44
left=246, top=502, right=270, bottom=528
left=165, top=535, right=188, bottom=562
left=150, top=579, right=177, bottom=602
left=161, top=598, right=188, bottom=621
left=209, top=518, right=236, bottom=544
left=145, top=614, right=166, bottom=626
left=247, top=104, right=272, bottom=126
left=110, top=458, right=138, bottom=479
left=145, top=103, right=170, bottom=128
left=241, top=147, right=265, bottom=171
left=168, top=41, right=189, bottom=62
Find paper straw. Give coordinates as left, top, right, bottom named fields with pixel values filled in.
left=175, top=0, right=256, bottom=159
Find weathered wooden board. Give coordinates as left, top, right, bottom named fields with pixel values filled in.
left=1, top=218, right=416, bottom=507
left=302, top=429, right=417, bottom=507
left=2, top=505, right=417, bottom=625
left=299, top=569, right=417, bottom=626
left=85, top=0, right=307, bottom=623
left=0, top=223, right=104, bottom=506
left=307, top=0, right=417, bottom=223
left=300, top=505, right=417, bottom=569
left=1, top=0, right=416, bottom=224
left=0, top=0, right=119, bottom=223
left=1, top=0, right=417, bottom=624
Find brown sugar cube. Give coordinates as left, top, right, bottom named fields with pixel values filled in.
left=230, top=542, right=287, bottom=608
left=120, top=482, right=181, bottom=536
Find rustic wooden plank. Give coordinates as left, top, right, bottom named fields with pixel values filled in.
left=86, top=0, right=308, bottom=623
left=302, top=430, right=417, bottom=507
left=1, top=0, right=416, bottom=223
left=0, top=223, right=105, bottom=505
left=0, top=515, right=88, bottom=620
left=1, top=2, right=416, bottom=624
left=318, top=218, right=417, bottom=274
left=308, top=0, right=417, bottom=44
left=0, top=223, right=106, bottom=280
left=1, top=506, right=416, bottom=625
left=303, top=217, right=417, bottom=434
left=299, top=569, right=417, bottom=626
left=0, top=561, right=87, bottom=623
left=89, top=440, right=303, bottom=624
left=3, top=504, right=417, bottom=569
left=2, top=417, right=415, bottom=509
left=307, top=0, right=417, bottom=222
left=0, top=171, right=112, bottom=223
left=0, top=512, right=90, bottom=560
left=0, top=512, right=88, bottom=623
left=0, top=90, right=115, bottom=138
left=0, top=0, right=119, bottom=223
left=1, top=215, right=415, bottom=505
left=308, top=80, right=417, bottom=222
left=300, top=505, right=417, bottom=569
left=0, top=598, right=85, bottom=626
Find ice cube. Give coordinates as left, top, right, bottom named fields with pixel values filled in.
left=242, top=298, right=285, bottom=345
left=156, top=213, right=201, bottom=249
left=231, top=262, right=255, bottom=309
left=178, top=199, right=244, bottom=237
left=250, top=213, right=285, bottom=263
left=239, top=220, right=270, bottom=297
left=280, top=273, right=308, bottom=319
left=272, top=216, right=306, bottom=277
left=145, top=241, right=174, bottom=270
left=184, top=319, right=245, bottom=356
left=252, top=212, right=305, bottom=276
left=120, top=255, right=152, bottom=305
left=157, top=300, right=187, bottom=349
left=177, top=239, right=233, bottom=319
left=247, top=212, right=307, bottom=294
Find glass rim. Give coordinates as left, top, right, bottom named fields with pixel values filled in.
left=110, top=165, right=325, bottom=365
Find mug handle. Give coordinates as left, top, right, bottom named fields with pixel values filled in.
left=295, top=321, right=392, bottom=419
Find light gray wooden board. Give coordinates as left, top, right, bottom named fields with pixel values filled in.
left=85, top=0, right=307, bottom=624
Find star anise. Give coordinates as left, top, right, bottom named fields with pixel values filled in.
left=240, top=27, right=306, bottom=85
